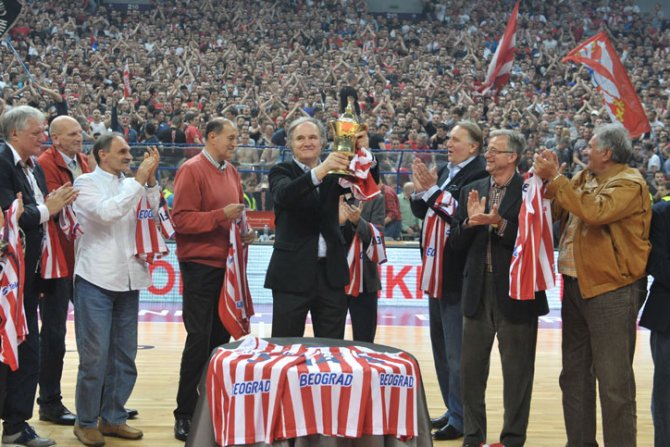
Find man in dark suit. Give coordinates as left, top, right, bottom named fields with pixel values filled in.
left=636, top=201, right=669, bottom=447
left=410, top=121, right=488, bottom=441
left=450, top=129, right=549, bottom=447
left=0, top=106, right=76, bottom=446
left=264, top=117, right=351, bottom=339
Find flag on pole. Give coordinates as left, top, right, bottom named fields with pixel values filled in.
left=0, top=0, right=22, bottom=40
left=562, top=31, right=651, bottom=139
left=123, top=62, right=132, bottom=98
left=479, top=0, right=520, bottom=96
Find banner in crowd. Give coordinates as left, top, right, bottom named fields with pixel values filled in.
left=479, top=0, right=520, bottom=96
left=140, top=244, right=564, bottom=310
left=562, top=31, right=651, bottom=139
left=0, top=0, right=22, bottom=39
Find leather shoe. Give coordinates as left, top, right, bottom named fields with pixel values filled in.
left=174, top=418, right=190, bottom=442
left=432, top=424, right=463, bottom=441
left=98, top=422, right=143, bottom=440
left=39, top=402, right=77, bottom=426
left=430, top=413, right=449, bottom=429
left=73, top=425, right=105, bottom=447
left=126, top=408, right=139, bottom=419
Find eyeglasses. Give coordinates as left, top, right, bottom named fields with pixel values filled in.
left=485, top=148, right=515, bottom=155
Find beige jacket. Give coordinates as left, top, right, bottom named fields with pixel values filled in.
left=547, top=164, right=651, bottom=298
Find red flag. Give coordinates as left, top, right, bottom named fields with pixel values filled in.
left=123, top=62, right=131, bottom=99
left=562, top=31, right=651, bottom=138
left=479, top=0, right=520, bottom=96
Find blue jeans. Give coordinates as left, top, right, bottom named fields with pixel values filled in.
left=429, top=295, right=463, bottom=431
left=651, top=330, right=670, bottom=447
left=73, top=276, right=139, bottom=428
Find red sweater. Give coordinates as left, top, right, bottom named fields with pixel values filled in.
left=173, top=153, right=243, bottom=268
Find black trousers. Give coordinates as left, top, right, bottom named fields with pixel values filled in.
left=38, top=278, right=72, bottom=406
left=2, top=272, right=40, bottom=435
left=271, top=260, right=347, bottom=339
left=174, top=262, right=230, bottom=419
left=347, top=291, right=378, bottom=343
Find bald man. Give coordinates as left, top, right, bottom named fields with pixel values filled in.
left=36, top=116, right=90, bottom=425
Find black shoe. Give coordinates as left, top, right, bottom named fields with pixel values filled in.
left=174, top=418, right=190, bottom=442
left=432, top=424, right=464, bottom=441
left=430, top=413, right=449, bottom=429
left=126, top=407, right=139, bottom=419
left=38, top=402, right=76, bottom=426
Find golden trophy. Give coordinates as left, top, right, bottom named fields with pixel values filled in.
left=327, top=96, right=364, bottom=177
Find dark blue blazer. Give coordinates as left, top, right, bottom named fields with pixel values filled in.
left=640, top=200, right=670, bottom=333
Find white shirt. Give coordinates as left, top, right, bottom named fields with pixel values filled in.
left=73, top=166, right=160, bottom=291
left=7, top=143, right=49, bottom=224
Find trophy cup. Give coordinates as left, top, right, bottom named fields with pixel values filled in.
left=327, top=96, right=364, bottom=177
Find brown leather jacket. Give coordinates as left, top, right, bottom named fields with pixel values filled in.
left=547, top=164, right=651, bottom=298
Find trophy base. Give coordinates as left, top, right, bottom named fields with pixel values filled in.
left=327, top=169, right=356, bottom=178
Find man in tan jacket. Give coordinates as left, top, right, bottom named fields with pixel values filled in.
left=534, top=123, right=651, bottom=447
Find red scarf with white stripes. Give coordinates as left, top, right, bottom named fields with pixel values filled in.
left=338, top=148, right=380, bottom=202
left=41, top=219, right=68, bottom=279
left=158, top=191, right=175, bottom=240
left=345, top=223, right=387, bottom=297
left=0, top=200, right=28, bottom=371
left=134, top=195, right=168, bottom=264
left=42, top=205, right=83, bottom=279
left=509, top=173, right=556, bottom=300
left=420, top=190, right=457, bottom=298
left=217, top=213, right=254, bottom=339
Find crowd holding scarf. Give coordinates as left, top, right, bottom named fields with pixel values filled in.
left=420, top=190, right=457, bottom=298
left=338, top=148, right=380, bottom=202
left=345, top=223, right=387, bottom=297
left=134, top=194, right=169, bottom=264
left=218, top=211, right=254, bottom=340
left=0, top=199, right=28, bottom=371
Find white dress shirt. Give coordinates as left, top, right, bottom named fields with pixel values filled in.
left=73, top=166, right=160, bottom=291
left=7, top=143, right=49, bottom=224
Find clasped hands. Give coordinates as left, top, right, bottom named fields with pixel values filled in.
left=465, top=190, right=502, bottom=228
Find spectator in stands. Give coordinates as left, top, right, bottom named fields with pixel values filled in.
left=379, top=178, right=402, bottom=240
left=399, top=181, right=420, bottom=238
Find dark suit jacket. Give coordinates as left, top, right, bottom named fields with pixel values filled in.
left=342, top=193, right=385, bottom=293
left=0, top=144, right=49, bottom=289
left=410, top=156, right=488, bottom=301
left=450, top=173, right=549, bottom=322
left=640, top=200, right=670, bottom=333
left=264, top=160, right=349, bottom=293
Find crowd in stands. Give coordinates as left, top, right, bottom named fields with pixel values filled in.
left=1, top=0, right=670, bottom=239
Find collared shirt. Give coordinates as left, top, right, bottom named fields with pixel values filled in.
left=7, top=143, right=49, bottom=224
left=202, top=149, right=227, bottom=171
left=293, top=157, right=327, bottom=257
left=417, top=155, right=478, bottom=202
left=486, top=175, right=513, bottom=270
left=73, top=166, right=160, bottom=291
left=58, top=150, right=82, bottom=178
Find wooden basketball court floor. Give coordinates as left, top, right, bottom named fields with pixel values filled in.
left=31, top=321, right=654, bottom=447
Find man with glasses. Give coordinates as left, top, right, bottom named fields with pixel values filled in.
left=451, top=129, right=549, bottom=447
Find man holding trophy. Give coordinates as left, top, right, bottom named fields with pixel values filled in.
left=265, top=93, right=370, bottom=339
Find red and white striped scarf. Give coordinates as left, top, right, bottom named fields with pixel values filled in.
left=218, top=213, right=254, bottom=339
left=345, top=224, right=387, bottom=297
left=338, top=148, right=380, bottom=202
left=158, top=191, right=175, bottom=240
left=40, top=219, right=68, bottom=279
left=59, top=204, right=83, bottom=241
left=420, top=191, right=457, bottom=298
left=509, top=173, right=555, bottom=300
left=0, top=200, right=28, bottom=371
left=134, top=195, right=168, bottom=264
